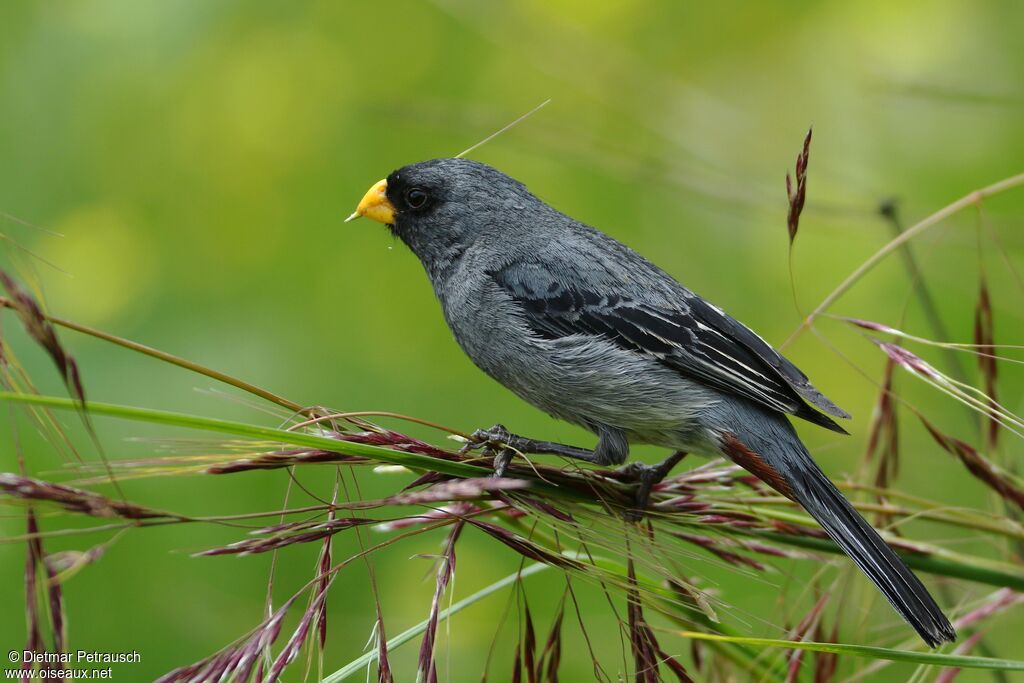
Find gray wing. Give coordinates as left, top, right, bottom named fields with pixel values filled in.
left=490, top=259, right=850, bottom=433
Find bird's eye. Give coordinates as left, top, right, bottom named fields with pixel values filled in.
left=405, top=187, right=428, bottom=209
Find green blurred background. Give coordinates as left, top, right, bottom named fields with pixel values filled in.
left=1, top=1, right=1022, bottom=680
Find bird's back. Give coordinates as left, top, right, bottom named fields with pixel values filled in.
left=438, top=208, right=848, bottom=434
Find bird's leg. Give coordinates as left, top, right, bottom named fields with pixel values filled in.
left=492, top=447, right=515, bottom=478
left=617, top=451, right=688, bottom=521
left=460, top=423, right=611, bottom=475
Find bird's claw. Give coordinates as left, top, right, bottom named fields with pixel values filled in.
left=616, top=452, right=686, bottom=523
left=617, top=463, right=661, bottom=522
left=459, top=424, right=518, bottom=477
left=460, top=424, right=511, bottom=451
left=492, top=448, right=515, bottom=478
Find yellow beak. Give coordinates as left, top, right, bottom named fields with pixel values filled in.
left=345, top=179, right=395, bottom=225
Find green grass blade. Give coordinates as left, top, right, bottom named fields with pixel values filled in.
left=0, top=392, right=602, bottom=501
left=0, top=392, right=490, bottom=475
left=741, top=530, right=1024, bottom=591
left=3, top=393, right=1022, bottom=592
left=677, top=632, right=1024, bottom=671
left=322, top=563, right=550, bottom=682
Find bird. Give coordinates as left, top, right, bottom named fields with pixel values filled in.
left=345, top=157, right=956, bottom=648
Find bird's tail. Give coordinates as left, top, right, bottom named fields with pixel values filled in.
left=719, top=421, right=956, bottom=648
left=787, top=457, right=956, bottom=647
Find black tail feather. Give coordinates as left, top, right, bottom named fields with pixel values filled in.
left=789, top=460, right=956, bottom=647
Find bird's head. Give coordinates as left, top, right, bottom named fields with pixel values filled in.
left=346, top=158, right=538, bottom=275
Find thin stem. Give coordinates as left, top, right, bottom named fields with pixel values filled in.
left=288, top=411, right=468, bottom=439
left=0, top=296, right=309, bottom=416
left=782, top=172, right=1024, bottom=349
left=675, top=632, right=1023, bottom=672
left=878, top=200, right=968, bottom=385
left=0, top=298, right=470, bottom=439
left=322, top=563, right=550, bottom=682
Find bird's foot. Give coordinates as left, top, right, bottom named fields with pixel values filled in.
left=461, top=424, right=513, bottom=453
left=616, top=451, right=687, bottom=522
left=460, top=423, right=600, bottom=477
left=459, top=424, right=527, bottom=478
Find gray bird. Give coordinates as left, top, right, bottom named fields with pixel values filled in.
left=346, top=158, right=956, bottom=647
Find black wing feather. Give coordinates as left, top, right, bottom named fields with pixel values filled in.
left=685, top=296, right=850, bottom=420
left=491, top=262, right=849, bottom=433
